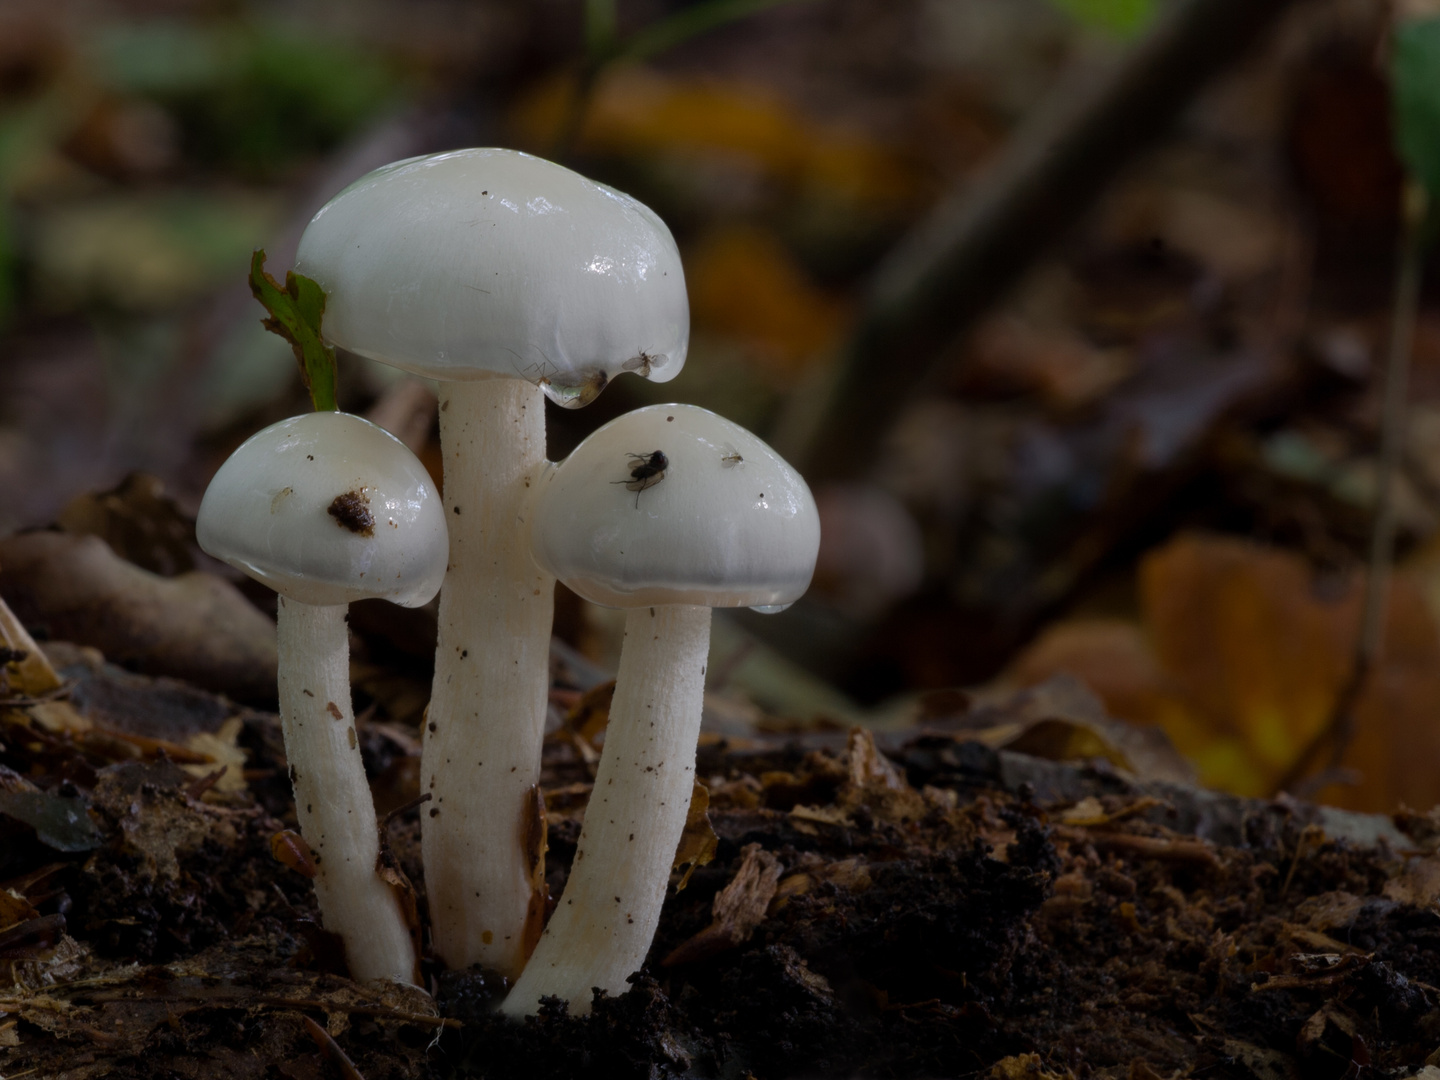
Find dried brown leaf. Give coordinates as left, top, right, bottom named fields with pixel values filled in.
left=963, top=676, right=1195, bottom=784
left=0, top=888, right=39, bottom=933
left=520, top=783, right=548, bottom=963
left=1294, top=891, right=1368, bottom=931
left=988, top=1052, right=1075, bottom=1080
left=567, top=680, right=616, bottom=744
left=1383, top=856, right=1440, bottom=909
left=846, top=727, right=906, bottom=790
left=770, top=856, right=872, bottom=912
left=90, top=760, right=229, bottom=881
left=663, top=843, right=782, bottom=966
left=56, top=472, right=199, bottom=578
left=0, top=593, right=62, bottom=697
left=672, top=781, right=718, bottom=890
left=0, top=531, right=277, bottom=705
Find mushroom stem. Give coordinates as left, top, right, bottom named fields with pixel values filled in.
left=276, top=596, right=417, bottom=984
left=503, top=602, right=710, bottom=1015
left=423, top=377, right=556, bottom=976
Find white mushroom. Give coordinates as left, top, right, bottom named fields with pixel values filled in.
left=502, top=404, right=819, bottom=1015
left=197, top=411, right=447, bottom=985
left=294, top=148, right=688, bottom=977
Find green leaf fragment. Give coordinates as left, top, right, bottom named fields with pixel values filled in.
left=1394, top=18, right=1440, bottom=216
left=621, top=0, right=815, bottom=63
left=1047, top=0, right=1156, bottom=39
left=248, top=249, right=338, bottom=412
left=585, top=0, right=620, bottom=61
left=93, top=22, right=399, bottom=176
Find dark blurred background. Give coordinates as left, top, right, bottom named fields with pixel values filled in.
left=4, top=0, right=1437, bottom=813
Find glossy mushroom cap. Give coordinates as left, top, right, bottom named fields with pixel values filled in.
left=294, top=148, right=689, bottom=407
left=197, top=412, right=447, bottom=608
left=529, top=404, right=820, bottom=610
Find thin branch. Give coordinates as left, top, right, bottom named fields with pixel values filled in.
left=789, top=0, right=1310, bottom=481
left=1274, top=179, right=1428, bottom=798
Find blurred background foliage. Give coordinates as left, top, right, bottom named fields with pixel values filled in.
left=5, top=0, right=1440, bottom=817
left=93, top=21, right=399, bottom=175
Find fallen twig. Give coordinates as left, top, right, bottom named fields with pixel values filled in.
left=304, top=1016, right=368, bottom=1080
left=51, top=987, right=462, bottom=1030
left=792, top=0, right=1309, bottom=482
left=1275, top=181, right=1429, bottom=799
left=1055, top=825, right=1223, bottom=868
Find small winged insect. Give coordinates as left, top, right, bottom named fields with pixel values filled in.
left=720, top=444, right=743, bottom=468
left=507, top=348, right=558, bottom=391
left=613, top=450, right=668, bottom=507
left=621, top=351, right=664, bottom=378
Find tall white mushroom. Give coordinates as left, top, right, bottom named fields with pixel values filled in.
left=197, top=411, right=447, bottom=985
left=503, top=404, right=819, bottom=1015
left=293, top=148, right=689, bottom=977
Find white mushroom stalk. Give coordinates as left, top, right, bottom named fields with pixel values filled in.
left=197, top=412, right=447, bottom=985
left=295, top=148, right=689, bottom=977
left=504, top=404, right=819, bottom=1015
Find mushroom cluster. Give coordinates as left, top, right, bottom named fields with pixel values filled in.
left=213, top=148, right=820, bottom=1007
left=295, top=147, right=689, bottom=977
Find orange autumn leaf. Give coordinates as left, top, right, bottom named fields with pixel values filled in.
left=1140, top=534, right=1356, bottom=792
left=685, top=224, right=848, bottom=383
left=1006, top=533, right=1440, bottom=812
left=1005, top=617, right=1170, bottom=733
left=509, top=67, right=925, bottom=208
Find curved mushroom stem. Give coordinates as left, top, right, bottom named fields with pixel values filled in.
left=276, top=597, right=417, bottom=984
left=423, top=377, right=555, bottom=976
left=503, top=603, right=710, bottom=1015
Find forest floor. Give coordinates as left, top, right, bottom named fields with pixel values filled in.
left=2, top=649, right=1437, bottom=1080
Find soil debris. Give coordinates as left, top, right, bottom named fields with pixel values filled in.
left=2, top=663, right=1440, bottom=1076
left=327, top=490, right=376, bottom=537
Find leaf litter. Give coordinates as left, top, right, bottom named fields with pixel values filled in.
left=2, top=639, right=1435, bottom=1076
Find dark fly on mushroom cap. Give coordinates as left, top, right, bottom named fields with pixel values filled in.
left=613, top=451, right=667, bottom=508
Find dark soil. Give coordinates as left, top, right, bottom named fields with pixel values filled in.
left=3, top=660, right=1439, bottom=1079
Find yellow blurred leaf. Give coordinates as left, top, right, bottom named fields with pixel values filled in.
left=988, top=1054, right=1074, bottom=1080
left=672, top=781, right=718, bottom=890
left=686, top=224, right=847, bottom=383
left=183, top=716, right=248, bottom=794
left=1004, top=617, right=1167, bottom=729
left=0, top=594, right=63, bottom=697
left=24, top=700, right=89, bottom=734
left=1141, top=535, right=1352, bottom=779
left=961, top=674, right=1194, bottom=784
left=510, top=66, right=924, bottom=208
left=1004, top=717, right=1134, bottom=771
left=1059, top=796, right=1109, bottom=826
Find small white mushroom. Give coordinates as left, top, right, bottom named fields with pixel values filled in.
left=503, top=404, right=819, bottom=1015
left=197, top=411, right=447, bottom=985
left=295, top=147, right=689, bottom=976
